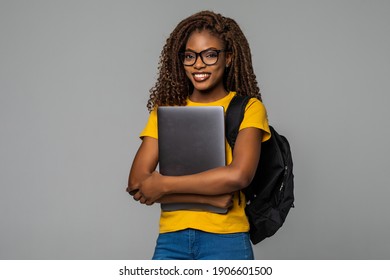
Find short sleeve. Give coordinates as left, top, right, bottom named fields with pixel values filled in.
left=139, top=108, right=158, bottom=139
left=239, top=98, right=271, bottom=142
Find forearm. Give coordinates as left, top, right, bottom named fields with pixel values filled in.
left=161, top=164, right=250, bottom=196
left=128, top=169, right=152, bottom=191
left=159, top=129, right=262, bottom=197
left=158, top=194, right=208, bottom=204
left=136, top=128, right=261, bottom=204
left=127, top=137, right=158, bottom=193
left=157, top=193, right=233, bottom=209
left=157, top=193, right=220, bottom=204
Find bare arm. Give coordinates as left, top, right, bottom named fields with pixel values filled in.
left=127, top=136, right=159, bottom=194
left=157, top=193, right=233, bottom=209
left=135, top=128, right=262, bottom=204
left=127, top=136, right=234, bottom=208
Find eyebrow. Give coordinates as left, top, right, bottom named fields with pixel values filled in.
left=184, top=47, right=219, bottom=52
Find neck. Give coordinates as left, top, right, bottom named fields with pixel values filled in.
left=189, top=88, right=229, bottom=103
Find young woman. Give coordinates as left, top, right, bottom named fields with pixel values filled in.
left=127, top=11, right=270, bottom=260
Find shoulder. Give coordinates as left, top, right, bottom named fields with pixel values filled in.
left=246, top=97, right=267, bottom=113
left=240, top=98, right=271, bottom=142
left=243, top=97, right=268, bottom=122
left=140, top=107, right=159, bottom=139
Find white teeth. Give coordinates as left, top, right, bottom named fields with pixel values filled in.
left=194, top=73, right=210, bottom=78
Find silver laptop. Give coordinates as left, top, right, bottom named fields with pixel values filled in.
left=157, top=106, right=227, bottom=214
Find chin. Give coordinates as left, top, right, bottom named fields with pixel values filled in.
left=193, top=83, right=216, bottom=93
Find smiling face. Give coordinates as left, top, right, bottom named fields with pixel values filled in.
left=184, top=29, right=232, bottom=102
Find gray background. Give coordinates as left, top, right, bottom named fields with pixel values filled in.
left=1, top=0, right=389, bottom=260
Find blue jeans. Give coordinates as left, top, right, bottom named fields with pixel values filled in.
left=152, top=229, right=254, bottom=260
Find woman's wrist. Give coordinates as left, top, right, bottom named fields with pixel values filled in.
left=160, top=175, right=173, bottom=196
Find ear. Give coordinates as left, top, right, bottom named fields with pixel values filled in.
left=225, top=52, right=233, bottom=67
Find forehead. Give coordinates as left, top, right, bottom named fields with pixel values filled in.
left=185, top=29, right=224, bottom=50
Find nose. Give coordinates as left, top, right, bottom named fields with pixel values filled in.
left=193, top=54, right=206, bottom=69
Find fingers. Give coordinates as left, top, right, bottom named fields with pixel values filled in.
left=132, top=191, right=146, bottom=203
left=128, top=189, right=139, bottom=196
left=129, top=189, right=154, bottom=206
left=139, top=196, right=147, bottom=204
left=138, top=196, right=154, bottom=206
left=132, top=191, right=142, bottom=201
left=227, top=197, right=234, bottom=208
left=222, top=193, right=234, bottom=208
left=145, top=200, right=154, bottom=206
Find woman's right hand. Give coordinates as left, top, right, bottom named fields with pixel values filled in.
left=206, top=193, right=234, bottom=209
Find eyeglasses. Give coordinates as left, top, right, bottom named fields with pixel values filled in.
left=179, top=49, right=227, bottom=66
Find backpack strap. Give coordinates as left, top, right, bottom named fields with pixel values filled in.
left=225, top=95, right=251, bottom=150
left=225, top=95, right=251, bottom=205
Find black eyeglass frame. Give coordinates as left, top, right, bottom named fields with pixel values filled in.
left=179, top=49, right=228, bottom=66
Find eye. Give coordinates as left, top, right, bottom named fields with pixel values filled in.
left=204, top=50, right=218, bottom=58
left=184, top=52, right=196, bottom=59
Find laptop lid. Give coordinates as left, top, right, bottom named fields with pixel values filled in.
left=157, top=106, right=227, bottom=214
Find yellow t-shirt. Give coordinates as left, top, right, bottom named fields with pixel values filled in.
left=140, top=91, right=271, bottom=234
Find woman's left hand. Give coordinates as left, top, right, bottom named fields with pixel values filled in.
left=135, top=171, right=165, bottom=205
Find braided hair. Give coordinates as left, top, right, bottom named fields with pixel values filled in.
left=147, top=10, right=261, bottom=112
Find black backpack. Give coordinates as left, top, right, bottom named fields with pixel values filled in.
left=225, top=95, right=295, bottom=244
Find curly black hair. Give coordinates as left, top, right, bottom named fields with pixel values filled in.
left=147, top=10, right=261, bottom=112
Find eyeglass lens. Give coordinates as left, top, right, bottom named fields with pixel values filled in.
left=181, top=50, right=220, bottom=66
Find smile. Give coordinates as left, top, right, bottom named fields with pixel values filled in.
left=193, top=73, right=211, bottom=82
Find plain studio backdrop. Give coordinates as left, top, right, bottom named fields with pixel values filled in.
left=1, top=0, right=389, bottom=260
